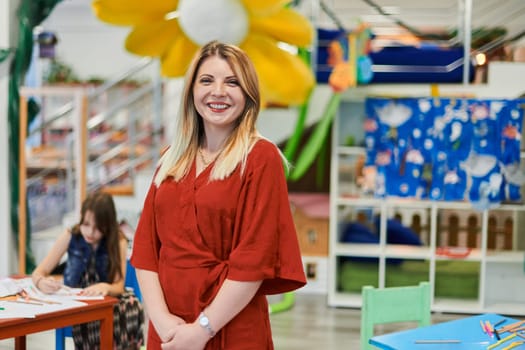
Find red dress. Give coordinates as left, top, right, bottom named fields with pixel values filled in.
left=130, top=139, right=306, bottom=349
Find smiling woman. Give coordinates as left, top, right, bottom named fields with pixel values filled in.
left=130, top=41, right=306, bottom=349
left=91, top=0, right=315, bottom=106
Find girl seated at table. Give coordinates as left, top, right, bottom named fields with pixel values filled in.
left=31, top=191, right=144, bottom=350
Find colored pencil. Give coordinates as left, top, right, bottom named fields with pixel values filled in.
left=414, top=340, right=461, bottom=344
left=7, top=299, right=44, bottom=306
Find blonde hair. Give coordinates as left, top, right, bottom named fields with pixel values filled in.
left=154, top=41, right=262, bottom=186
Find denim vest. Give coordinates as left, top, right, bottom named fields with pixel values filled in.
left=63, top=233, right=109, bottom=287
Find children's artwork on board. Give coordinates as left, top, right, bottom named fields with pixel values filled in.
left=499, top=100, right=525, bottom=201
left=363, top=97, right=525, bottom=208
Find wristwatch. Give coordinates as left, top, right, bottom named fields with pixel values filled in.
left=198, top=312, right=215, bottom=338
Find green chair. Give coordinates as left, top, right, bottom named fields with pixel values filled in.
left=360, top=281, right=431, bottom=350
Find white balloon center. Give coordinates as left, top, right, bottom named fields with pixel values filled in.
left=178, top=0, right=249, bottom=46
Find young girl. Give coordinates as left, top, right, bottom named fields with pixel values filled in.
left=32, top=191, right=144, bottom=350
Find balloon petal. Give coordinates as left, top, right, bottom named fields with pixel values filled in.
left=243, top=34, right=314, bottom=106
left=93, top=5, right=162, bottom=25
left=125, top=19, right=180, bottom=57
left=92, top=0, right=178, bottom=25
left=93, top=0, right=178, bottom=13
left=92, top=9, right=154, bottom=26
left=250, top=8, right=313, bottom=47
left=239, top=0, right=288, bottom=16
left=161, top=36, right=199, bottom=77
left=93, top=0, right=315, bottom=105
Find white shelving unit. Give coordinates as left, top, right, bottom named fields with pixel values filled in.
left=328, top=98, right=525, bottom=315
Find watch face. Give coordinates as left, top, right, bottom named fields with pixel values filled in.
left=199, top=312, right=215, bottom=337
left=199, top=315, right=209, bottom=327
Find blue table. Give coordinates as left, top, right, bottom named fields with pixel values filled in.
left=370, top=313, right=523, bottom=349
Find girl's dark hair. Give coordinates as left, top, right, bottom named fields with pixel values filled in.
left=72, top=191, right=123, bottom=283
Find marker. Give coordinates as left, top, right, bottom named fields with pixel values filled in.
left=0, top=307, right=4, bottom=310
left=480, top=319, right=487, bottom=333
left=485, top=321, right=494, bottom=338
left=487, top=333, right=517, bottom=350
left=494, top=319, right=506, bottom=328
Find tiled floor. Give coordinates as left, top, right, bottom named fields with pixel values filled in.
left=0, top=293, right=462, bottom=349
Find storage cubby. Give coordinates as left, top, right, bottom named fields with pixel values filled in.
left=328, top=95, right=525, bottom=315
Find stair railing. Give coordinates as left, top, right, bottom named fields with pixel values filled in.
left=18, top=58, right=163, bottom=273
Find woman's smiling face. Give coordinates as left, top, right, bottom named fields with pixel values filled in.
left=192, top=55, right=246, bottom=131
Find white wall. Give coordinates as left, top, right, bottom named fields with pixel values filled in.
left=39, top=0, right=152, bottom=81
left=0, top=0, right=20, bottom=277
left=258, top=85, right=334, bottom=144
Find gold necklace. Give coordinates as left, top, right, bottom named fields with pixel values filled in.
left=198, top=148, right=218, bottom=167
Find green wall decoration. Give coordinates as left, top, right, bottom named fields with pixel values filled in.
left=287, top=92, right=341, bottom=182
left=7, top=0, right=62, bottom=273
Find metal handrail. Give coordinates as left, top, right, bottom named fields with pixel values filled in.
left=29, top=101, right=76, bottom=135
left=86, top=83, right=155, bottom=130
left=28, top=57, right=156, bottom=137
left=24, top=58, right=162, bottom=201
left=91, top=128, right=152, bottom=165
left=87, top=57, right=153, bottom=99
left=371, top=57, right=466, bottom=73
left=87, top=151, right=156, bottom=192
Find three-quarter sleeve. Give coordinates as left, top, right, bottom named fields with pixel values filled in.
left=227, top=141, right=306, bottom=295
left=130, top=181, right=161, bottom=272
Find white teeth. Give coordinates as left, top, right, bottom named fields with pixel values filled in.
left=209, top=103, right=228, bottom=109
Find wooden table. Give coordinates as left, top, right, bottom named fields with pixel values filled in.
left=0, top=296, right=117, bottom=350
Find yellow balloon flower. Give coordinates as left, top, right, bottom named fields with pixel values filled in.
left=92, top=0, right=315, bottom=106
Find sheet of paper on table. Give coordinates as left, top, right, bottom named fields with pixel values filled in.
left=48, top=286, right=104, bottom=301
left=0, top=297, right=87, bottom=319
left=0, top=277, right=103, bottom=318
left=21, top=278, right=104, bottom=301
left=0, top=277, right=23, bottom=297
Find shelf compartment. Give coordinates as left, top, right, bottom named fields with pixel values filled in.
left=485, top=250, right=525, bottom=263
left=339, top=259, right=479, bottom=300
left=334, top=243, right=431, bottom=260
left=384, top=245, right=431, bottom=259
left=336, top=196, right=525, bottom=212
left=333, top=243, right=381, bottom=257
left=435, top=248, right=482, bottom=261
